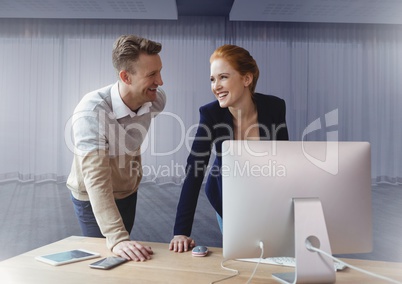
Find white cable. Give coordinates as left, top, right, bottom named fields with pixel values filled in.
left=210, top=241, right=264, bottom=284
left=246, top=241, right=265, bottom=284
left=306, top=243, right=402, bottom=284
left=210, top=259, right=239, bottom=284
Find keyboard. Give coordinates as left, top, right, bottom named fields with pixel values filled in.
left=237, top=257, right=347, bottom=271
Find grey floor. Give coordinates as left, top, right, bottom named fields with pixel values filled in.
left=0, top=181, right=401, bottom=263
left=0, top=181, right=222, bottom=262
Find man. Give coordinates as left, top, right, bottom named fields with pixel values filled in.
left=67, top=35, right=166, bottom=261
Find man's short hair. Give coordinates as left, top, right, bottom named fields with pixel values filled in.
left=112, top=35, right=162, bottom=74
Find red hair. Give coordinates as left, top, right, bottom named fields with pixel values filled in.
left=210, top=45, right=259, bottom=94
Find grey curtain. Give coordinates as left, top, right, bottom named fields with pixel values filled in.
left=0, top=17, right=401, bottom=185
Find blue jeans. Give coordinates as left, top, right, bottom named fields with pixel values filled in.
left=71, top=192, right=138, bottom=238
left=217, top=213, right=223, bottom=234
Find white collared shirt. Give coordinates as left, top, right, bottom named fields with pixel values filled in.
left=111, top=82, right=152, bottom=119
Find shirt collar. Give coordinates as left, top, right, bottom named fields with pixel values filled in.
left=111, top=82, right=152, bottom=119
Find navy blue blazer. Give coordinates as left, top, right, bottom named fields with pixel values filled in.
left=173, top=93, right=289, bottom=236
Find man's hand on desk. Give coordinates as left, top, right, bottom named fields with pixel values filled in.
left=169, top=235, right=195, bottom=252
left=113, top=240, right=153, bottom=261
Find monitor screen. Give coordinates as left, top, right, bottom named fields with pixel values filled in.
left=222, top=140, right=372, bottom=283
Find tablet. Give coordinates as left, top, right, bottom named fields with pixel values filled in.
left=35, top=249, right=100, bottom=266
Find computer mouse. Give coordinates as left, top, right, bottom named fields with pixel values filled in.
left=192, top=245, right=208, bottom=257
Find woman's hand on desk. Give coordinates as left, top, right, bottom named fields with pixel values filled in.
left=113, top=240, right=153, bottom=261
left=169, top=235, right=195, bottom=252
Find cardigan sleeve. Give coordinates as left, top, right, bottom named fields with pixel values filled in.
left=69, top=111, right=131, bottom=250
left=78, top=151, right=131, bottom=250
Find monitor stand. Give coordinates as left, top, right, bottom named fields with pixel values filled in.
left=272, top=198, right=336, bottom=284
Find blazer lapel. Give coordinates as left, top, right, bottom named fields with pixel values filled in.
left=221, top=108, right=234, bottom=140
left=255, top=96, right=274, bottom=140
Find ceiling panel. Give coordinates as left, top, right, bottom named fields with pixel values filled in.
left=0, top=0, right=178, bottom=20
left=229, top=0, right=402, bottom=24
left=1, top=0, right=402, bottom=24
left=176, top=0, right=234, bottom=16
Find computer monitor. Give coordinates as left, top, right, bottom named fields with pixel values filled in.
left=222, top=140, right=372, bottom=283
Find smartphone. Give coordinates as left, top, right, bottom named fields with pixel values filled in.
left=89, top=256, right=127, bottom=270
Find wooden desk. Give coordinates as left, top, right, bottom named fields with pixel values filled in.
left=0, top=236, right=401, bottom=284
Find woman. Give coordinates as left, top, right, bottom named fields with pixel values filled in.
left=169, top=45, right=289, bottom=252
